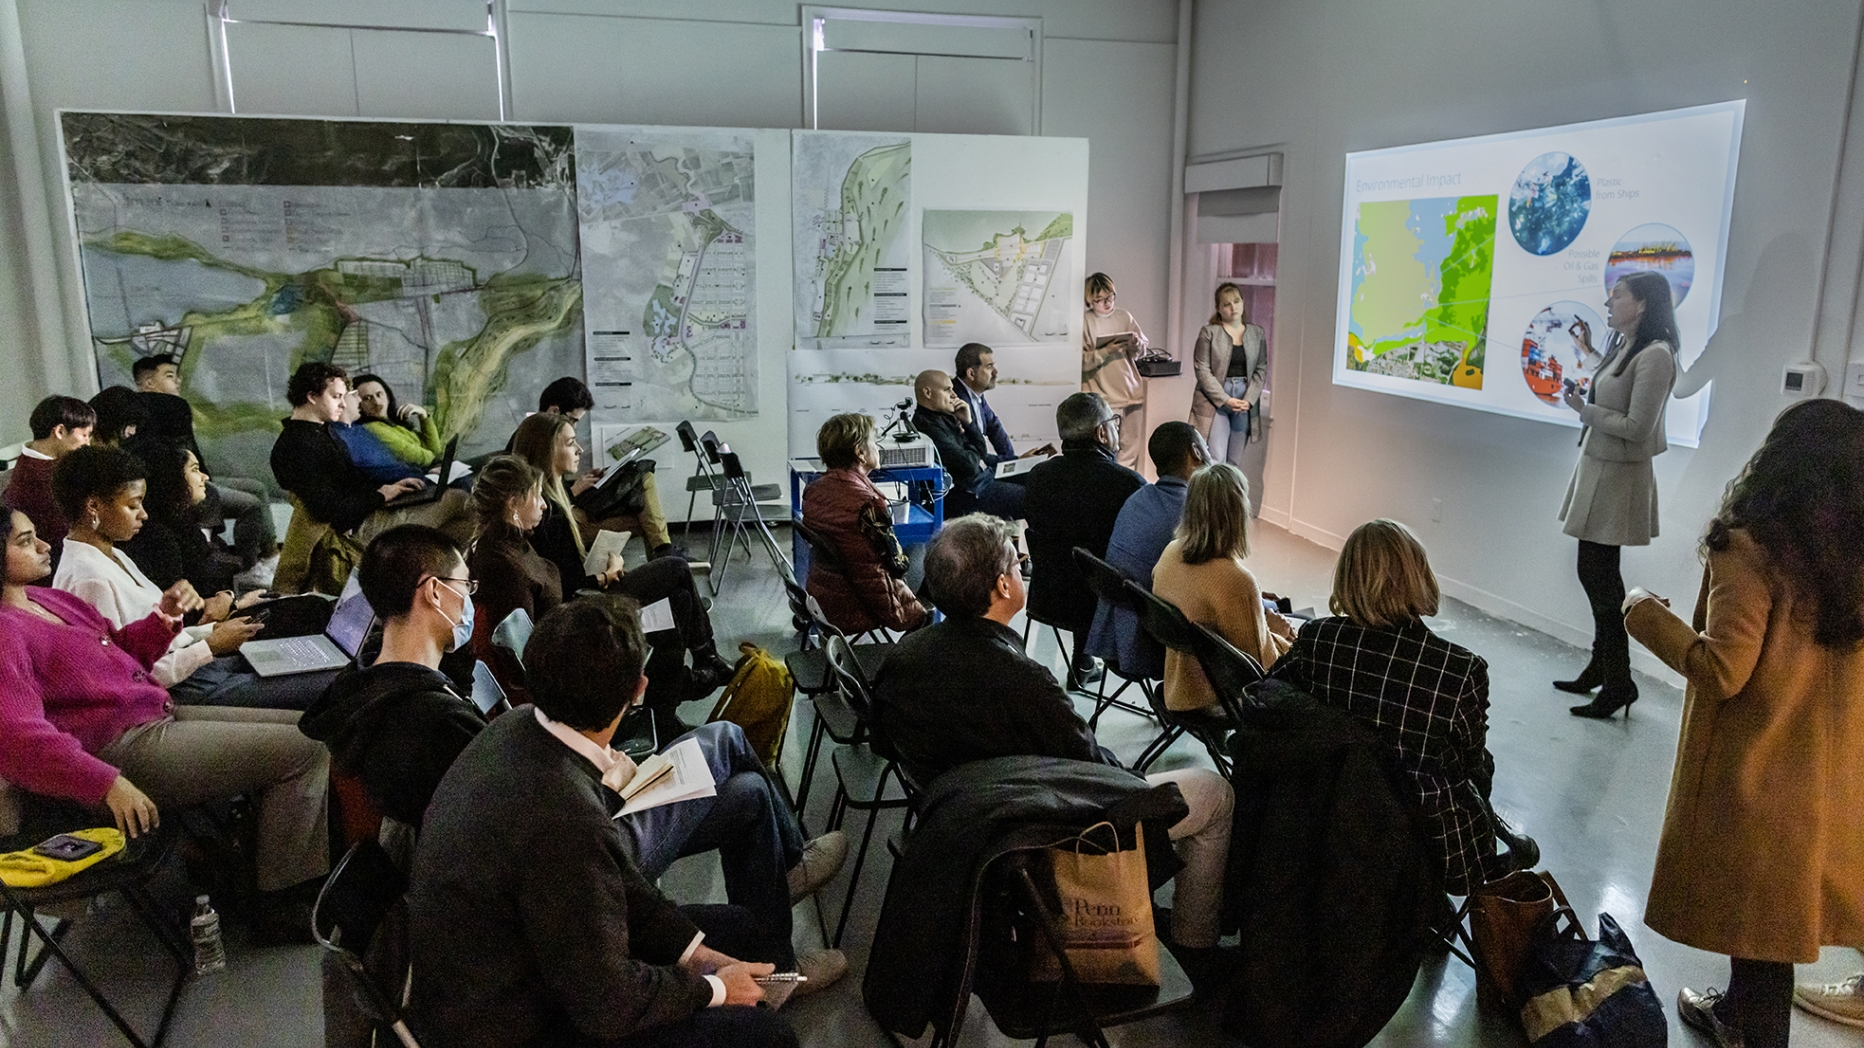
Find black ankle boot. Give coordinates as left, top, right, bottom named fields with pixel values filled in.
left=687, top=643, right=735, bottom=695
left=1569, top=683, right=1638, bottom=719
left=1553, top=659, right=1604, bottom=694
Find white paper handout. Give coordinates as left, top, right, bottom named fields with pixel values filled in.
left=614, top=737, right=717, bottom=817
left=582, top=529, right=632, bottom=577
left=637, top=597, right=675, bottom=634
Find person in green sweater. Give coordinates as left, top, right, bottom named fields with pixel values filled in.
left=353, top=374, right=445, bottom=469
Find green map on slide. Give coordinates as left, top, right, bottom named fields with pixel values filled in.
left=1346, top=194, right=1497, bottom=388
left=62, top=114, right=583, bottom=493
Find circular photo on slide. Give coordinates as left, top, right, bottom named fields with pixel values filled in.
left=1605, top=223, right=1693, bottom=305
left=1520, top=301, right=1606, bottom=404
left=1509, top=152, right=1591, bottom=255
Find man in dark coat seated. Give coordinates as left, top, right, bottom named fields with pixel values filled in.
left=910, top=369, right=1028, bottom=521
left=872, top=515, right=1233, bottom=959
left=1021, top=391, right=1145, bottom=688
left=403, top=596, right=800, bottom=1048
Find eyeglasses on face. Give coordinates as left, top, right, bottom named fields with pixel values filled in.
left=430, top=575, right=479, bottom=595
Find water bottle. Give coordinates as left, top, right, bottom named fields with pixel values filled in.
left=190, top=895, right=227, bottom=976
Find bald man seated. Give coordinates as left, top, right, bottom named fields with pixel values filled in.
left=911, top=370, right=1027, bottom=521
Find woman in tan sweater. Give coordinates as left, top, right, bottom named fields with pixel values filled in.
left=1151, top=463, right=1293, bottom=713
left=1081, top=272, right=1149, bottom=473
left=1625, top=399, right=1864, bottom=1048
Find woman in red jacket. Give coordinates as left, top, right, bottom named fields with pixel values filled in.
left=801, top=414, right=929, bottom=635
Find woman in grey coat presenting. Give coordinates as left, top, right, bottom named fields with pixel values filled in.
left=1556, top=270, right=1678, bottom=718
left=1190, top=283, right=1268, bottom=487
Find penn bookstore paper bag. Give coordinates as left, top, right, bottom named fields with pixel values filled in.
left=1031, top=822, right=1160, bottom=986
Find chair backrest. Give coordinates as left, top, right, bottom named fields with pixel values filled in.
left=491, top=607, right=533, bottom=664
left=792, top=517, right=846, bottom=573
left=720, top=449, right=748, bottom=482
left=1073, top=546, right=1136, bottom=607
left=700, top=430, right=723, bottom=465
left=313, top=840, right=408, bottom=954
left=822, top=632, right=884, bottom=753
left=1185, top=621, right=1266, bottom=724
left=676, top=420, right=699, bottom=454
left=1125, top=579, right=1200, bottom=652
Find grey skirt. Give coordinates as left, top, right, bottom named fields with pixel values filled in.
left=1560, top=454, right=1659, bottom=546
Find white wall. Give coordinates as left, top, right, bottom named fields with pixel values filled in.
left=1187, top=0, right=1864, bottom=676
left=0, top=0, right=1182, bottom=471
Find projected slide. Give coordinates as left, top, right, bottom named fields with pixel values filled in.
left=1335, top=102, right=1743, bottom=447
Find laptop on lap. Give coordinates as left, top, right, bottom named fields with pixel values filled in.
left=383, top=436, right=459, bottom=509
left=240, top=571, right=375, bottom=677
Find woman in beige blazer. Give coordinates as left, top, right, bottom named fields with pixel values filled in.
left=1625, top=399, right=1864, bottom=1048
left=1556, top=271, right=1678, bottom=717
left=1151, top=463, right=1293, bottom=713
left=1190, top=282, right=1268, bottom=474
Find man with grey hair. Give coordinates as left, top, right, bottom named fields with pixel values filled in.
left=1022, top=392, right=1145, bottom=688
left=873, top=515, right=1235, bottom=960
left=911, top=369, right=1027, bottom=520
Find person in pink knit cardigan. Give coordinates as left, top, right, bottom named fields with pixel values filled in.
left=0, top=508, right=329, bottom=938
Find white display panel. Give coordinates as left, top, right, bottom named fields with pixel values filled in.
left=1334, top=102, right=1744, bottom=447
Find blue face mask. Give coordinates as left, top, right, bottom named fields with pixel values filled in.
left=434, top=579, right=475, bottom=653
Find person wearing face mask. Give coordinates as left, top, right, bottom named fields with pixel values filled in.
left=466, top=456, right=732, bottom=718
left=302, top=524, right=851, bottom=993
left=0, top=507, right=330, bottom=941
left=49, top=445, right=330, bottom=710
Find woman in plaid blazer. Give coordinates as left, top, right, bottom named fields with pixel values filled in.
left=1267, top=519, right=1527, bottom=895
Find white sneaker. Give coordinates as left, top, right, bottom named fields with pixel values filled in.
left=1795, top=972, right=1864, bottom=1027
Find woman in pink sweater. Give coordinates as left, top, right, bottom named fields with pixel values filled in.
left=0, top=509, right=328, bottom=927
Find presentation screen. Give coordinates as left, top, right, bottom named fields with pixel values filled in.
left=1334, top=101, right=1744, bottom=446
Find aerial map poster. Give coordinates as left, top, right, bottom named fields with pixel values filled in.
left=63, top=113, right=583, bottom=487
left=921, top=209, right=1074, bottom=348
left=1334, top=101, right=1744, bottom=447
left=575, top=126, right=757, bottom=421
left=793, top=132, right=912, bottom=350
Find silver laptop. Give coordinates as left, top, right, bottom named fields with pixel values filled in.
left=241, top=571, right=375, bottom=677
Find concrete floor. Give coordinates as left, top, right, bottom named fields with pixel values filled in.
left=5, top=521, right=1860, bottom=1047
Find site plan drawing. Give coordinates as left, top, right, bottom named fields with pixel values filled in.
left=792, top=132, right=911, bottom=350
left=921, top=209, right=1073, bottom=348
left=1345, top=195, right=1497, bottom=389
left=576, top=126, right=757, bottom=421
left=63, top=113, right=582, bottom=489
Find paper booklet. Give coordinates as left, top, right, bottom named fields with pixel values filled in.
left=637, top=597, right=675, bottom=634
left=582, top=530, right=632, bottom=577
left=994, top=455, right=1041, bottom=479
left=604, top=426, right=671, bottom=468
left=612, top=737, right=717, bottom=817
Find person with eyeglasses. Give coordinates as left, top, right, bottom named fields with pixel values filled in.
left=1021, top=392, right=1146, bottom=688
left=300, top=524, right=851, bottom=999
left=1081, top=272, right=1150, bottom=472
left=872, top=515, right=1234, bottom=971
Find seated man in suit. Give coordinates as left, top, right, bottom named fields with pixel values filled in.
left=270, top=361, right=472, bottom=547
left=2, top=396, right=94, bottom=561
left=910, top=370, right=1026, bottom=521
left=1021, top=392, right=1145, bottom=688
left=1085, top=421, right=1210, bottom=682
left=302, top=525, right=848, bottom=991
left=950, top=342, right=1057, bottom=462
left=405, top=596, right=803, bottom=1048
left=133, top=354, right=278, bottom=573
left=872, top=515, right=1234, bottom=959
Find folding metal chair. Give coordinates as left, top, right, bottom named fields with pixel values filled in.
left=820, top=634, right=911, bottom=948
left=707, top=448, right=789, bottom=595
left=1123, top=580, right=1240, bottom=774
left=0, top=824, right=189, bottom=1048
left=791, top=516, right=894, bottom=645
left=675, top=421, right=725, bottom=540
left=313, top=840, right=422, bottom=1048
left=1070, top=547, right=1163, bottom=729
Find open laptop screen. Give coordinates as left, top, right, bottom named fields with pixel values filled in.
left=325, top=572, right=376, bottom=658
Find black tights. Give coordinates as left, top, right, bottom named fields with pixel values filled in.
left=1717, top=957, right=1794, bottom=1048
left=1575, top=540, right=1633, bottom=692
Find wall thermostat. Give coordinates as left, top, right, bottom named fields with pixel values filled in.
left=1782, top=361, right=1826, bottom=398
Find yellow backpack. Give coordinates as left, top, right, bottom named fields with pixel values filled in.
left=707, top=642, right=795, bottom=767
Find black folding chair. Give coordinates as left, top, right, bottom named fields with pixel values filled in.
left=820, top=634, right=911, bottom=949
left=675, top=421, right=725, bottom=540
left=1123, top=581, right=1238, bottom=774
left=792, top=516, right=894, bottom=645
left=1070, top=547, right=1162, bottom=728
left=781, top=574, right=892, bottom=820
left=313, top=840, right=423, bottom=1048
left=0, top=823, right=189, bottom=1048
left=707, top=446, right=788, bottom=594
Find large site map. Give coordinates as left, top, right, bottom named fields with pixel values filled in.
left=921, top=209, right=1073, bottom=348
left=1345, top=195, right=1497, bottom=389
left=64, top=114, right=582, bottom=488
left=792, top=133, right=911, bottom=350
left=576, top=127, right=756, bottom=421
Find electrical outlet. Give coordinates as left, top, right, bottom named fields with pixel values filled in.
left=1846, top=360, right=1864, bottom=402
left=1431, top=498, right=1444, bottom=523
